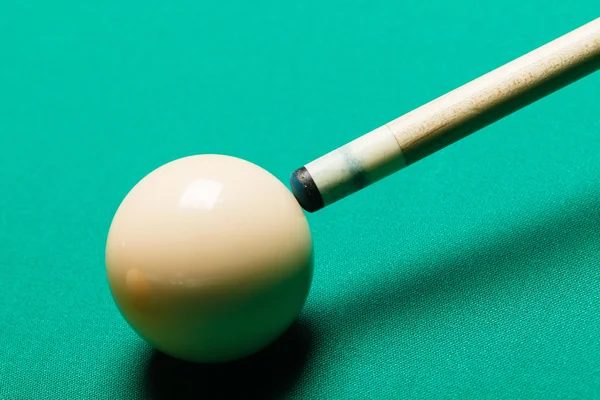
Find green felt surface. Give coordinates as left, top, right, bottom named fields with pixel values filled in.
left=1, top=2, right=600, bottom=399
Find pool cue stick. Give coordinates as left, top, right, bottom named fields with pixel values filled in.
left=290, top=17, right=600, bottom=212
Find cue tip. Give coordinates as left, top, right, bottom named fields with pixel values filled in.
left=290, top=167, right=324, bottom=213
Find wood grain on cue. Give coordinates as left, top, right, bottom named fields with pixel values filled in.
left=290, top=17, right=600, bottom=212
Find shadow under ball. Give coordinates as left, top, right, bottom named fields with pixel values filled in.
left=105, top=155, right=314, bottom=363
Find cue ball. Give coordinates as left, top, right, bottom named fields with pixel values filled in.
left=105, top=154, right=313, bottom=363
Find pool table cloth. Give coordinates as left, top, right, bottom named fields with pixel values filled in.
left=1, top=1, right=599, bottom=399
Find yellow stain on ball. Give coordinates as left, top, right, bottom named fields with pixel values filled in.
left=125, top=268, right=151, bottom=312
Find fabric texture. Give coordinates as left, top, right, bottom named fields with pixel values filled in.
left=1, top=1, right=599, bottom=399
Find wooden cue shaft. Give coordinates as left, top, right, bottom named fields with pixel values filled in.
left=290, top=17, right=600, bottom=212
